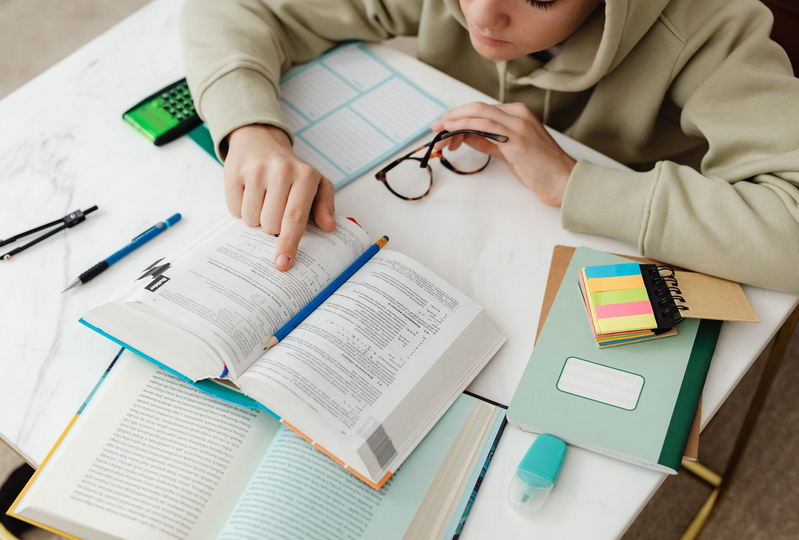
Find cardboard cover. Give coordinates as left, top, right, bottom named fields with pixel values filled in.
left=675, top=271, right=759, bottom=323
left=536, top=246, right=700, bottom=461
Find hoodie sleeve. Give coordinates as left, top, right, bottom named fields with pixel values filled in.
left=179, top=0, right=422, bottom=161
left=561, top=1, right=799, bottom=293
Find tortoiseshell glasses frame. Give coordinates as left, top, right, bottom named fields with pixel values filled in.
left=374, top=129, right=509, bottom=201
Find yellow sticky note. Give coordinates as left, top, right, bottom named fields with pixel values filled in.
left=587, top=274, right=645, bottom=293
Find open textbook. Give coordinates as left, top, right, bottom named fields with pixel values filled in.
left=10, top=351, right=507, bottom=540
left=80, top=216, right=505, bottom=489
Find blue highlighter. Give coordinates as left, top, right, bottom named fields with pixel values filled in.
left=508, top=434, right=567, bottom=513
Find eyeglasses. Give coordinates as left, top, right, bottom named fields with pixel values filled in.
left=375, top=130, right=509, bottom=200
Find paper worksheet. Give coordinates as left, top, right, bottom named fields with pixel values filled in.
left=279, top=43, right=447, bottom=189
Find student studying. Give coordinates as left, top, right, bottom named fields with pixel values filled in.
left=3, top=0, right=799, bottom=539
left=180, top=0, right=799, bottom=293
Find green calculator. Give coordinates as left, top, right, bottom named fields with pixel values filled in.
left=123, top=78, right=202, bottom=146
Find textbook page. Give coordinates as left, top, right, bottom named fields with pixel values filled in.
left=215, top=395, right=481, bottom=540
left=127, top=218, right=371, bottom=379
left=280, top=43, right=446, bottom=189
left=237, top=250, right=482, bottom=474
left=13, top=351, right=280, bottom=540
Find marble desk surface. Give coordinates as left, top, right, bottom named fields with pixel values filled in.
left=0, top=0, right=797, bottom=538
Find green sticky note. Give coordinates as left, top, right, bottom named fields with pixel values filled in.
left=592, top=288, right=650, bottom=306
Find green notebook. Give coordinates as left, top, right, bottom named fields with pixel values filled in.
left=508, top=247, right=721, bottom=473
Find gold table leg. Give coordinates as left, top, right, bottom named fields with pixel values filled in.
left=679, top=304, right=799, bottom=540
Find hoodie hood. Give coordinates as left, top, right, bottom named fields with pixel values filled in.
left=442, top=0, right=670, bottom=92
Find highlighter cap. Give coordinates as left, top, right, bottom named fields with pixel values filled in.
left=508, top=434, right=567, bottom=513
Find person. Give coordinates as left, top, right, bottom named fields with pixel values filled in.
left=180, top=0, right=799, bottom=293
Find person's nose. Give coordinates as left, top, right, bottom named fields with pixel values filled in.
left=468, top=0, right=510, bottom=30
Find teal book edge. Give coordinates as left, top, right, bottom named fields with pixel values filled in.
left=187, top=124, right=219, bottom=163
left=78, top=318, right=281, bottom=420
left=76, top=349, right=124, bottom=415
left=657, top=319, right=722, bottom=469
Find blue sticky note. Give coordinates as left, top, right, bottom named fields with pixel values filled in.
left=584, top=263, right=641, bottom=279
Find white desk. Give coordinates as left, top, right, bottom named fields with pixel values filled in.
left=0, top=0, right=796, bottom=538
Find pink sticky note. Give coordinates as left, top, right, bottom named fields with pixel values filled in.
left=595, top=300, right=653, bottom=319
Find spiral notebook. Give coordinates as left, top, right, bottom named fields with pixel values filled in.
left=578, top=262, right=758, bottom=348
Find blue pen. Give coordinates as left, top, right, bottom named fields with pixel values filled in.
left=62, top=213, right=181, bottom=293
left=263, top=235, right=389, bottom=351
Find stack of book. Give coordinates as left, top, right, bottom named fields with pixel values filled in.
left=509, top=246, right=759, bottom=474
left=10, top=216, right=508, bottom=540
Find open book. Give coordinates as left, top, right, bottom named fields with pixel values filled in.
left=10, top=350, right=507, bottom=540
left=80, top=216, right=505, bottom=488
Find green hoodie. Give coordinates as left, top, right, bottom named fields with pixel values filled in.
left=180, top=0, right=799, bottom=293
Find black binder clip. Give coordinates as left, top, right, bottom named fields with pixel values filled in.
left=0, top=205, right=98, bottom=261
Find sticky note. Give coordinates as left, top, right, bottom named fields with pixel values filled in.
left=597, top=313, right=657, bottom=333
left=591, top=288, right=650, bottom=306
left=587, top=274, right=645, bottom=293
left=583, top=263, right=641, bottom=279
left=595, top=300, right=653, bottom=319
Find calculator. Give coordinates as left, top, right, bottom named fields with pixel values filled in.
left=123, top=78, right=203, bottom=146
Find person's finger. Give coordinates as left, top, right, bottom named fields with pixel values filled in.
left=447, top=133, right=466, bottom=151
left=431, top=102, right=496, bottom=131
left=433, top=132, right=465, bottom=152
left=260, top=172, right=291, bottom=235
left=495, top=102, right=538, bottom=121
left=312, top=177, right=336, bottom=232
left=274, top=175, right=317, bottom=270
left=240, top=180, right=267, bottom=227
left=224, top=169, right=245, bottom=218
left=460, top=134, right=504, bottom=158
left=442, top=118, right=510, bottom=142
left=435, top=101, right=517, bottom=129
left=436, top=134, right=459, bottom=152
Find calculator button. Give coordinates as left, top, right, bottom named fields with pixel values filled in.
left=168, top=98, right=175, bottom=104
left=182, top=109, right=190, bottom=116
left=176, top=114, right=184, bottom=120
left=161, top=92, right=169, bottom=99
left=169, top=108, right=176, bottom=114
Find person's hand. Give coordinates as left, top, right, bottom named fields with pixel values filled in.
left=224, top=124, right=336, bottom=271
left=430, top=102, right=576, bottom=207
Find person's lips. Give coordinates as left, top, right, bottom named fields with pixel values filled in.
left=470, top=24, right=510, bottom=47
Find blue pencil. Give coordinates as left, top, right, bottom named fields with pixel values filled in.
left=263, top=235, right=389, bottom=351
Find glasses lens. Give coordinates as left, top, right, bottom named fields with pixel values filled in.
left=442, top=142, right=491, bottom=173
left=386, top=157, right=432, bottom=199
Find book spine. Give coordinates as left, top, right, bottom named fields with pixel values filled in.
left=76, top=349, right=123, bottom=414
left=452, top=419, right=507, bottom=540
left=657, top=319, right=723, bottom=470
